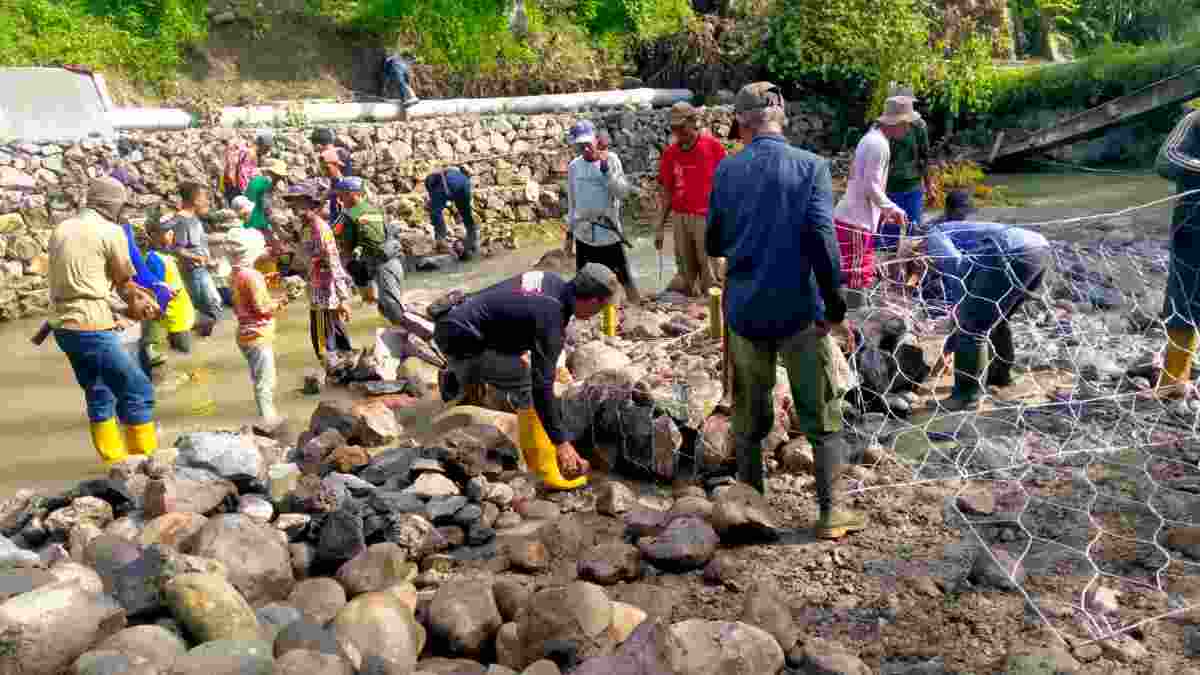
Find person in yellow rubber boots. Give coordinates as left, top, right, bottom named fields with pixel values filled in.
left=1155, top=109, right=1200, bottom=400
left=432, top=263, right=621, bottom=489
left=48, top=176, right=161, bottom=466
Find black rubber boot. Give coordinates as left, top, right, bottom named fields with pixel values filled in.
left=734, top=433, right=766, bottom=495
left=987, top=321, right=1014, bottom=387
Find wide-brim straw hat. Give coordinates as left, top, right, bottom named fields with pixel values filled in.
left=877, top=95, right=921, bottom=126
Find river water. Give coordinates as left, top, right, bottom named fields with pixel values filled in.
left=0, top=170, right=1177, bottom=498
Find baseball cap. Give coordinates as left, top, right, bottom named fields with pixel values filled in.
left=575, top=262, right=621, bottom=300
left=567, top=120, right=596, bottom=146
left=669, top=101, right=698, bottom=127
left=263, top=159, right=288, bottom=178
left=280, top=179, right=325, bottom=202
left=311, top=128, right=335, bottom=146
left=733, top=82, right=785, bottom=113
left=333, top=176, right=364, bottom=193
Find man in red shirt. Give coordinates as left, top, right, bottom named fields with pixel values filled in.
left=657, top=102, right=727, bottom=297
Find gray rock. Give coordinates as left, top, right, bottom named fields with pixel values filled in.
left=274, top=619, right=343, bottom=658
left=317, top=506, right=367, bottom=566
left=519, top=582, right=614, bottom=666
left=0, top=580, right=127, bottom=675
left=94, top=624, right=187, bottom=669
left=454, top=503, right=484, bottom=528
left=162, top=573, right=260, bottom=643
left=336, top=542, right=414, bottom=596
left=597, top=482, right=637, bottom=516
left=0, top=533, right=41, bottom=565
left=711, top=482, right=781, bottom=542
left=411, top=473, right=461, bottom=498
left=796, top=637, right=871, bottom=674
left=665, top=619, right=784, bottom=675
left=257, top=603, right=303, bottom=636
left=288, top=577, right=348, bottom=625
left=370, top=489, right=427, bottom=515
left=427, top=496, right=470, bottom=523
left=637, top=515, right=718, bottom=572
left=175, top=432, right=262, bottom=480
left=970, top=546, right=1025, bottom=590
left=275, top=649, right=354, bottom=675
left=191, top=514, right=295, bottom=605
left=742, top=582, right=797, bottom=652
left=86, top=534, right=166, bottom=616
left=577, top=542, right=642, bottom=585
left=71, top=650, right=152, bottom=675
left=429, top=579, right=502, bottom=658
left=331, top=592, right=426, bottom=673
left=359, top=448, right=419, bottom=486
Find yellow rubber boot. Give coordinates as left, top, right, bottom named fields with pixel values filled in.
left=517, top=407, right=587, bottom=490
left=90, top=418, right=129, bottom=466
left=124, top=421, right=159, bottom=457
left=1158, top=327, right=1199, bottom=398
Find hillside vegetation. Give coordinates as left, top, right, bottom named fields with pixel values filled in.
left=0, top=0, right=1198, bottom=151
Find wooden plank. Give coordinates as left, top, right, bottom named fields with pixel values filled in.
left=979, top=66, right=1200, bottom=164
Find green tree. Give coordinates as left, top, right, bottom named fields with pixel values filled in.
left=760, top=0, right=933, bottom=119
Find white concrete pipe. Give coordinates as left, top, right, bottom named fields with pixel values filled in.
left=216, top=88, right=694, bottom=127
left=108, top=107, right=195, bottom=131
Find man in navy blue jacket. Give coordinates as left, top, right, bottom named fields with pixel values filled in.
left=426, top=167, right=479, bottom=260
left=706, top=82, right=862, bottom=539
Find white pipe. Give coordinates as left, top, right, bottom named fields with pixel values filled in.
left=217, top=88, right=693, bottom=127
left=108, top=107, right=194, bottom=131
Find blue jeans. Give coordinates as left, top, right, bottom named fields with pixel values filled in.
left=182, top=265, right=223, bottom=327
left=55, top=329, right=155, bottom=424
left=381, top=57, right=416, bottom=101
left=945, top=246, right=1049, bottom=358
left=878, top=188, right=924, bottom=251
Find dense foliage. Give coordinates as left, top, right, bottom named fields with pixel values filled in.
left=0, top=0, right=206, bottom=93
left=1011, top=0, right=1200, bottom=52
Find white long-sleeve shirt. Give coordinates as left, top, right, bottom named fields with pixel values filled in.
left=833, top=127, right=899, bottom=232
left=566, top=153, right=636, bottom=247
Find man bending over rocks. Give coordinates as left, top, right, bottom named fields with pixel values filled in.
left=706, top=82, right=863, bottom=540
left=432, top=263, right=621, bottom=490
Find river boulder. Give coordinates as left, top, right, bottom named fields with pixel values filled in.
left=0, top=580, right=127, bottom=675
left=190, top=514, right=294, bottom=605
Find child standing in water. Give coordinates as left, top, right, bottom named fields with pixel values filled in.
left=143, top=219, right=197, bottom=380
left=226, top=227, right=288, bottom=430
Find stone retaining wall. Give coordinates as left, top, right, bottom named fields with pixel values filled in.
left=0, top=104, right=837, bottom=320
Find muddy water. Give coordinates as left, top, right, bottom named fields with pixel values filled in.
left=0, top=170, right=1176, bottom=497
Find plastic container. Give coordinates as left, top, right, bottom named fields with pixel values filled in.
left=268, top=463, right=301, bottom=502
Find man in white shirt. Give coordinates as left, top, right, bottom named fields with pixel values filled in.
left=832, top=97, right=916, bottom=308
left=564, top=120, right=641, bottom=302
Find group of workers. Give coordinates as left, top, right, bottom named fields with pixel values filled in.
left=44, top=80, right=1200, bottom=541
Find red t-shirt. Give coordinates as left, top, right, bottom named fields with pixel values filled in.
left=658, top=133, right=727, bottom=216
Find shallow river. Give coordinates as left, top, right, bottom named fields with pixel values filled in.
left=0, top=170, right=1177, bottom=497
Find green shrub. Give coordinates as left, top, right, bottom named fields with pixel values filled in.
left=0, top=0, right=206, bottom=92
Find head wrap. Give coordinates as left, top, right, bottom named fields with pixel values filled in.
left=225, top=227, right=267, bottom=269
left=87, top=176, right=128, bottom=221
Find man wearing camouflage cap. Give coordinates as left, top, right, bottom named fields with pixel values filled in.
left=432, top=263, right=621, bottom=491
left=658, top=101, right=726, bottom=296
left=707, top=82, right=866, bottom=539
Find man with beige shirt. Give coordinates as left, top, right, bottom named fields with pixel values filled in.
left=49, top=176, right=161, bottom=466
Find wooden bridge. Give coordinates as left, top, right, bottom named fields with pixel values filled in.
left=975, top=65, right=1200, bottom=166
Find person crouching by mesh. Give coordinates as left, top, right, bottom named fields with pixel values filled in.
left=909, top=190, right=1051, bottom=412
left=432, top=264, right=621, bottom=491
left=565, top=120, right=641, bottom=303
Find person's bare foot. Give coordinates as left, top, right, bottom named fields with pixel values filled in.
left=557, top=446, right=590, bottom=478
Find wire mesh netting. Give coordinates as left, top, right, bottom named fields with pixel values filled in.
left=552, top=189, right=1200, bottom=651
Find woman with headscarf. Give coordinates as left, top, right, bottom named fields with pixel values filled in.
left=282, top=180, right=355, bottom=368
left=227, top=227, right=288, bottom=429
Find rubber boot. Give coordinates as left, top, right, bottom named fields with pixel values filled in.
left=124, top=421, right=159, bottom=457
left=939, top=340, right=988, bottom=412
left=734, top=433, right=766, bottom=495
left=987, top=321, right=1015, bottom=388
left=517, top=408, right=587, bottom=490
left=90, top=418, right=129, bottom=466
left=811, top=431, right=867, bottom=540
left=1157, top=326, right=1199, bottom=399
